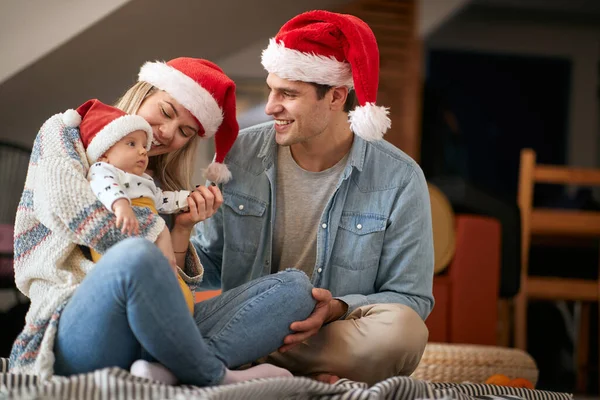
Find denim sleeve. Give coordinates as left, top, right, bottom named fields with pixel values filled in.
left=190, top=194, right=225, bottom=291
left=337, top=167, right=435, bottom=320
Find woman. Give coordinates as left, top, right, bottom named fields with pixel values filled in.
left=10, top=58, right=315, bottom=386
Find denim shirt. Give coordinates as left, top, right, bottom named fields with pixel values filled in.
left=191, top=122, right=434, bottom=319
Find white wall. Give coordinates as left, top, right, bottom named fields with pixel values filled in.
left=427, top=13, right=600, bottom=170
left=218, top=40, right=269, bottom=80
left=0, top=0, right=131, bottom=84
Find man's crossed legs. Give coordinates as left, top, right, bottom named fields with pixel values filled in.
left=266, top=303, right=429, bottom=385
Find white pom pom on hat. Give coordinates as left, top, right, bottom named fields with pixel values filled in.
left=61, top=109, right=82, bottom=128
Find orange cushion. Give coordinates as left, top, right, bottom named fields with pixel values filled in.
left=195, top=289, right=222, bottom=303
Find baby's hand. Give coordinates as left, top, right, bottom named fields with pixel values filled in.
left=113, top=198, right=139, bottom=235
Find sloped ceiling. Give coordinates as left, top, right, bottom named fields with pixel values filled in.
left=0, top=0, right=131, bottom=85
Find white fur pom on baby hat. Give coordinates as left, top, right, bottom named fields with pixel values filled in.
left=61, top=109, right=82, bottom=128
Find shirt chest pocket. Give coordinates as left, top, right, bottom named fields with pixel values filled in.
left=331, top=212, right=387, bottom=270
left=222, top=190, right=267, bottom=254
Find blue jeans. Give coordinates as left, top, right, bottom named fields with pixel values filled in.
left=53, top=238, right=315, bottom=386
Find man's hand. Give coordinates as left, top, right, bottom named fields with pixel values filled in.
left=113, top=199, right=139, bottom=235
left=154, top=226, right=177, bottom=273
left=279, top=288, right=348, bottom=353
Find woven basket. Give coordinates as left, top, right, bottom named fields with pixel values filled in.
left=411, top=343, right=539, bottom=385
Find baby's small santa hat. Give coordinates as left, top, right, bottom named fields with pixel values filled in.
left=138, top=58, right=239, bottom=183
left=62, top=99, right=152, bottom=164
left=261, top=10, right=391, bottom=141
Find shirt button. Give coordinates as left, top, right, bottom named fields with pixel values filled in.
left=238, top=205, right=244, bottom=210
left=357, top=224, right=363, bottom=230
left=321, top=223, right=327, bottom=229
left=317, top=268, right=323, bottom=273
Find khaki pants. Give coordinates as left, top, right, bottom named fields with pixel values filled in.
left=265, top=303, right=428, bottom=385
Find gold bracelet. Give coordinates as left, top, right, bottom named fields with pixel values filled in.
left=174, top=250, right=187, bottom=254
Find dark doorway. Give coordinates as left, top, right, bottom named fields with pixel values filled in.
left=421, top=49, right=572, bottom=204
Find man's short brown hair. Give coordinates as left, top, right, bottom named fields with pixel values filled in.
left=310, top=83, right=357, bottom=113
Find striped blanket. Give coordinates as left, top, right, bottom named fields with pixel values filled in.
left=0, top=358, right=572, bottom=400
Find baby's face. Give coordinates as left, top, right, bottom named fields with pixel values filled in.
left=99, top=130, right=149, bottom=176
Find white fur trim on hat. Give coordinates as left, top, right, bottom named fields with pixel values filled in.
left=348, top=103, right=391, bottom=142
left=62, top=109, right=82, bottom=128
left=138, top=61, right=223, bottom=138
left=205, top=162, right=232, bottom=184
left=86, top=115, right=153, bottom=163
left=261, top=38, right=354, bottom=88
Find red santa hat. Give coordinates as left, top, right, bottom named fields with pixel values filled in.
left=261, top=10, right=391, bottom=141
left=61, top=99, right=153, bottom=164
left=138, top=57, right=239, bottom=183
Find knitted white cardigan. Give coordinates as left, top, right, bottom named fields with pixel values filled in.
left=9, top=113, right=203, bottom=380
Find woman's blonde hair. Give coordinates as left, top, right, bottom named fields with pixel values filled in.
left=114, top=81, right=200, bottom=191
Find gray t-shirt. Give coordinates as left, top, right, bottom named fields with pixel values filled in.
left=272, top=145, right=348, bottom=277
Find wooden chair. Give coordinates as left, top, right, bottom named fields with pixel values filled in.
left=515, top=148, right=600, bottom=391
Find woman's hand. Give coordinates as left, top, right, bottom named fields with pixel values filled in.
left=174, top=184, right=223, bottom=231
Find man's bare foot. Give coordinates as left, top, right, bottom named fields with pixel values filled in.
left=313, top=373, right=340, bottom=384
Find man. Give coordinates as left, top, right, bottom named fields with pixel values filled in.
left=192, top=10, right=434, bottom=385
